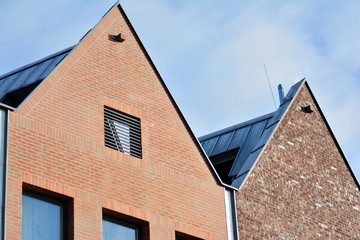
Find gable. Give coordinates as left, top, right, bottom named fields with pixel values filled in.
left=9, top=2, right=222, bottom=187
left=236, top=82, right=360, bottom=238
left=6, top=4, right=219, bottom=183
left=199, top=79, right=306, bottom=188
left=5, top=3, right=228, bottom=239
left=200, top=79, right=359, bottom=190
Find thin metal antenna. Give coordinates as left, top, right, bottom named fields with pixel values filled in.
left=263, top=64, right=277, bottom=110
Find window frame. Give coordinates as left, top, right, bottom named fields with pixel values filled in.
left=175, top=231, right=203, bottom=240
left=22, top=184, right=74, bottom=240
left=102, top=208, right=149, bottom=240
left=102, top=215, right=143, bottom=240
left=22, top=191, right=67, bottom=240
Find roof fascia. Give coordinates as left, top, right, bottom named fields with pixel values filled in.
left=117, top=3, right=225, bottom=187
left=304, top=81, right=360, bottom=189
left=0, top=103, right=15, bottom=111
left=14, top=49, right=73, bottom=110
left=14, top=47, right=74, bottom=110
left=236, top=78, right=306, bottom=190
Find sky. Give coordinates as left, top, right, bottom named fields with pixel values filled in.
left=0, top=0, right=359, bottom=182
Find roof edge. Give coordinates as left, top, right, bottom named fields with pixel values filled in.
left=117, top=3, right=226, bottom=187
left=234, top=78, right=306, bottom=189
left=6, top=1, right=227, bottom=187
left=0, top=46, right=74, bottom=80
left=15, top=46, right=76, bottom=110
left=14, top=2, right=120, bottom=111
left=304, top=82, right=360, bottom=189
left=0, top=102, right=16, bottom=111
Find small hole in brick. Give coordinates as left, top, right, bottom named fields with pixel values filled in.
left=301, top=105, right=313, bottom=113
left=108, top=33, right=125, bottom=43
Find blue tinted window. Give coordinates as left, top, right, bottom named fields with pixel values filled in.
left=22, top=193, right=62, bottom=240
left=103, top=217, right=139, bottom=240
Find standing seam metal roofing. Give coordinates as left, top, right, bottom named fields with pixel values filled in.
left=199, top=79, right=305, bottom=188
left=0, top=46, right=74, bottom=108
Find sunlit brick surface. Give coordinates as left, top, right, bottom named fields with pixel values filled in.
left=236, top=85, right=360, bottom=239
left=6, top=5, right=227, bottom=240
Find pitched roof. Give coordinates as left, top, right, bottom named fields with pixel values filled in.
left=0, top=3, right=226, bottom=187
left=0, top=46, right=74, bottom=109
left=199, top=79, right=305, bottom=188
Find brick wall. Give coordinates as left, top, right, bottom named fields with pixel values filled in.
left=5, top=5, right=227, bottom=240
left=236, top=84, right=360, bottom=239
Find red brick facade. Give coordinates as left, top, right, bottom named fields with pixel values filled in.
left=236, top=84, right=360, bottom=239
left=5, top=5, right=227, bottom=240
left=4, top=4, right=359, bottom=240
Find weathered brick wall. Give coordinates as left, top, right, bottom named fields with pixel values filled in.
left=6, top=5, right=227, bottom=240
left=236, top=85, right=360, bottom=239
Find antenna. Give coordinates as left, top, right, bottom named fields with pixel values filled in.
left=263, top=64, right=277, bottom=110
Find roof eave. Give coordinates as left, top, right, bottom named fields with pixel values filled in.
left=0, top=102, right=16, bottom=111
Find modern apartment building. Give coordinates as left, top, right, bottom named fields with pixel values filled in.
left=0, top=2, right=359, bottom=240
left=0, top=3, right=233, bottom=240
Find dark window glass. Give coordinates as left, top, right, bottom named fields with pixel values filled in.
left=103, top=216, right=141, bottom=240
left=22, top=193, right=63, bottom=240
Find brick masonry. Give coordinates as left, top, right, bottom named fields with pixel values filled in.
left=5, top=5, right=227, bottom=240
left=236, top=84, right=360, bottom=239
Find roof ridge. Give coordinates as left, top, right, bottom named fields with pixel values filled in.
left=0, top=45, right=75, bottom=80
left=199, top=111, right=275, bottom=141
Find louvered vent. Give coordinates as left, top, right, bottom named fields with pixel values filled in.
left=104, top=106, right=142, bottom=158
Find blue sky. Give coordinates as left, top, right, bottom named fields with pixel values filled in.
left=0, top=0, right=359, bottom=182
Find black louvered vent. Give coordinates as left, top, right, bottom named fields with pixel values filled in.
left=104, top=106, right=142, bottom=158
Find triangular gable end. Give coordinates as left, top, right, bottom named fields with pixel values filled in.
left=235, top=80, right=360, bottom=238
left=198, top=80, right=306, bottom=189
left=238, top=80, right=359, bottom=191
left=12, top=3, right=223, bottom=185
left=231, top=79, right=305, bottom=188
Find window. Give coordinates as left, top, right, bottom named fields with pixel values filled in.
left=103, top=215, right=142, bottom=240
left=22, top=192, right=67, bottom=240
left=104, top=106, right=142, bottom=158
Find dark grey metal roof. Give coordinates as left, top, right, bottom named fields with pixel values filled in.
left=0, top=46, right=74, bottom=108
left=199, top=79, right=305, bottom=188
left=199, top=112, right=274, bottom=158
